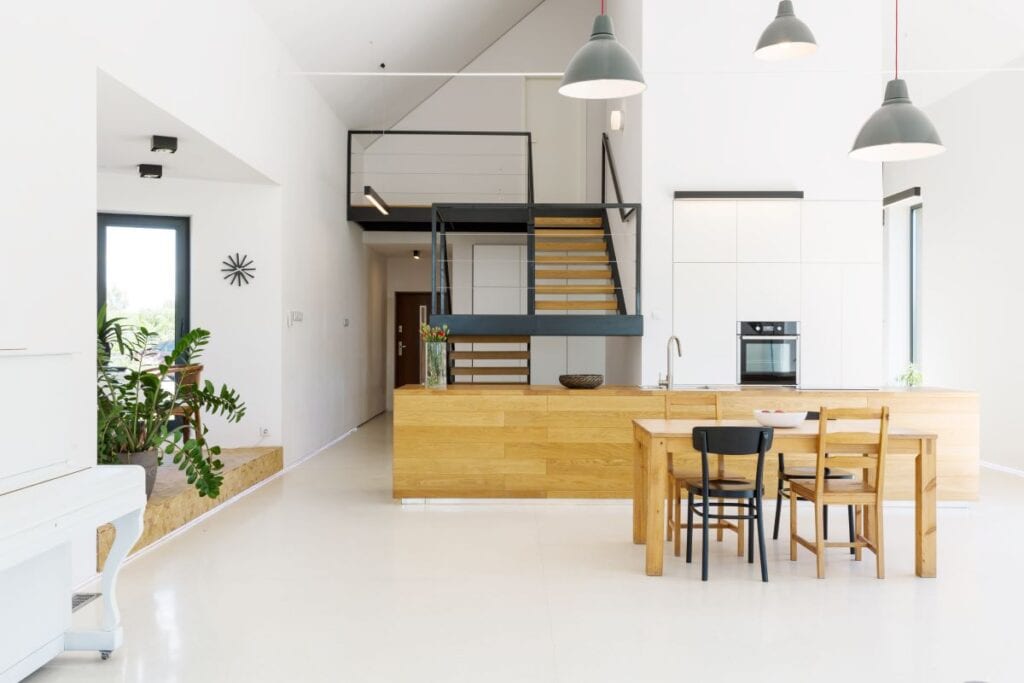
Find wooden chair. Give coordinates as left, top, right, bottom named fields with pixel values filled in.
left=168, top=364, right=204, bottom=441
left=789, top=406, right=890, bottom=579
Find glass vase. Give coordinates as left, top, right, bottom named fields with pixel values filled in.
left=424, top=341, right=447, bottom=389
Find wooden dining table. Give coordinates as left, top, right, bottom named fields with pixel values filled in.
left=632, top=419, right=939, bottom=578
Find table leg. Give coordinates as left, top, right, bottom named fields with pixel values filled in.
left=916, top=437, right=938, bottom=578
left=64, top=508, right=144, bottom=656
left=645, top=438, right=668, bottom=576
left=633, top=431, right=647, bottom=545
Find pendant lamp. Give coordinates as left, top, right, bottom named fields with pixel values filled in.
left=754, top=1, right=818, bottom=61
left=559, top=0, right=645, bottom=100
left=851, top=0, right=944, bottom=162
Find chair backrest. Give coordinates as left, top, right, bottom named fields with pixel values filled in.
left=692, top=426, right=774, bottom=491
left=815, top=406, right=890, bottom=496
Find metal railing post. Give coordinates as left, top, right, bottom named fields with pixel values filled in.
left=430, top=206, right=437, bottom=315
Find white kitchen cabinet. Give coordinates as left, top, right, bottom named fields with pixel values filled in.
left=673, top=200, right=737, bottom=263
left=736, top=200, right=801, bottom=263
left=673, top=263, right=737, bottom=385
left=737, top=263, right=801, bottom=321
left=801, top=201, right=882, bottom=264
left=842, top=263, right=884, bottom=387
left=799, top=264, right=843, bottom=388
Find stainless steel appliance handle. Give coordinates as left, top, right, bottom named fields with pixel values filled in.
left=739, top=335, right=800, bottom=341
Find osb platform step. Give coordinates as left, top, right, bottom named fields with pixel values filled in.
left=96, top=446, right=283, bottom=571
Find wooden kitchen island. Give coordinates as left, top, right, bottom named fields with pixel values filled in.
left=392, top=385, right=979, bottom=501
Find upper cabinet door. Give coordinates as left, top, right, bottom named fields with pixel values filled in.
left=673, top=262, right=738, bottom=385
left=736, top=200, right=801, bottom=263
left=673, top=200, right=737, bottom=263
left=801, top=201, right=883, bottom=264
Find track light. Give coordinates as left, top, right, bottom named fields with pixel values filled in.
left=413, top=250, right=421, bottom=260
left=364, top=185, right=390, bottom=216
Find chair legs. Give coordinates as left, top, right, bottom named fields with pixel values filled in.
left=814, top=502, right=826, bottom=579
left=755, top=494, right=768, bottom=582
left=684, top=494, right=768, bottom=582
left=685, top=491, right=694, bottom=564
left=701, top=495, right=710, bottom=581
left=673, top=484, right=682, bottom=558
left=874, top=504, right=885, bottom=579
left=772, top=484, right=783, bottom=540
left=789, top=487, right=798, bottom=561
left=847, top=505, right=856, bottom=556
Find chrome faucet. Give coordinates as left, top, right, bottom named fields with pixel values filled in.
left=659, top=336, right=682, bottom=389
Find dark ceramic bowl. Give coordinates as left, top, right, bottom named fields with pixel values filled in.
left=559, top=374, right=605, bottom=389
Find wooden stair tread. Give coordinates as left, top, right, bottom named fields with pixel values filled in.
left=535, top=268, right=613, bottom=279
left=535, top=285, right=616, bottom=294
left=450, top=351, right=530, bottom=360
left=447, top=336, right=530, bottom=344
left=535, top=242, right=607, bottom=251
left=533, top=216, right=604, bottom=228
left=535, top=301, right=619, bottom=311
left=451, top=367, right=530, bottom=376
left=534, top=229, right=604, bottom=238
left=536, top=255, right=609, bottom=264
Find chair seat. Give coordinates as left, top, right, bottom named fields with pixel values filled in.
left=789, top=478, right=878, bottom=503
left=684, top=477, right=759, bottom=499
left=670, top=466, right=700, bottom=480
left=780, top=466, right=854, bottom=481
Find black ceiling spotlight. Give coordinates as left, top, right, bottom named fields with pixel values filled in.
left=138, top=164, right=163, bottom=179
left=151, top=135, right=178, bottom=153
left=413, top=250, right=421, bottom=260
left=364, top=185, right=390, bottom=215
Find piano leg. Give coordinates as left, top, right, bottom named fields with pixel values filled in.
left=64, top=508, right=144, bottom=658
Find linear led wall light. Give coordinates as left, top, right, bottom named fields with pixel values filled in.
left=138, top=164, right=163, bottom=179
left=364, top=186, right=390, bottom=215
left=151, top=135, right=178, bottom=153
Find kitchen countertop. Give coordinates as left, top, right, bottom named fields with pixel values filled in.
left=395, top=384, right=973, bottom=394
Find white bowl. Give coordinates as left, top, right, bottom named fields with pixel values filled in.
left=753, top=410, right=808, bottom=429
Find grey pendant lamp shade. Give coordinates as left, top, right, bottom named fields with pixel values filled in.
left=850, top=80, right=945, bottom=162
left=559, top=14, right=645, bottom=99
left=754, top=1, right=817, bottom=61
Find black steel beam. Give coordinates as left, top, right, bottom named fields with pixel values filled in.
left=428, top=314, right=644, bottom=337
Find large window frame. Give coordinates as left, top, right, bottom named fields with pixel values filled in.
left=97, top=213, right=191, bottom=346
left=909, top=203, right=922, bottom=364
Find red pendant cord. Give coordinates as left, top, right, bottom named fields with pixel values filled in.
left=601, top=0, right=605, bottom=15
left=895, top=0, right=899, bottom=78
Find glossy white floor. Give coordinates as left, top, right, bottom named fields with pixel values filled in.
left=31, top=414, right=1016, bottom=682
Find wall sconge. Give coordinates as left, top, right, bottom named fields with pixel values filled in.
left=151, top=135, right=178, bottom=153
left=413, top=250, right=421, bottom=260
left=138, top=164, right=163, bottom=179
left=610, top=109, right=624, bottom=131
left=364, top=185, right=390, bottom=215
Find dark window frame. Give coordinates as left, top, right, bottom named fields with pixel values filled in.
left=97, top=213, right=191, bottom=346
left=909, top=203, right=922, bottom=364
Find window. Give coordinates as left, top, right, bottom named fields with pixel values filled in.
left=97, top=214, right=190, bottom=362
left=883, top=199, right=921, bottom=380
left=909, top=203, right=922, bottom=364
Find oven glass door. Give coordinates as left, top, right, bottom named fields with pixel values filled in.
left=740, top=338, right=798, bottom=385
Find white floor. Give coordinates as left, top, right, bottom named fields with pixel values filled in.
left=31, top=414, right=1018, bottom=683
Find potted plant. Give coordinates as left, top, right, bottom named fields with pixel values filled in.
left=97, top=308, right=246, bottom=498
left=419, top=323, right=449, bottom=389
left=897, top=362, right=923, bottom=388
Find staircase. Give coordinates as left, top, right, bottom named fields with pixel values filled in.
left=448, top=335, right=530, bottom=384
left=531, top=213, right=626, bottom=315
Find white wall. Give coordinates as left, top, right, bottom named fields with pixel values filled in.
left=884, top=70, right=1024, bottom=468
left=97, top=173, right=284, bottom=446
left=640, top=0, right=884, bottom=385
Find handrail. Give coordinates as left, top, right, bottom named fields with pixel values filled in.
left=347, top=129, right=534, bottom=217
left=601, top=132, right=636, bottom=223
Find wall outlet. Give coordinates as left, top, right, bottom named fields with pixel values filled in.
left=259, top=427, right=270, bottom=437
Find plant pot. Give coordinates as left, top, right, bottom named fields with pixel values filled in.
left=116, top=449, right=159, bottom=498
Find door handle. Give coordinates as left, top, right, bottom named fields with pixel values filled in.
left=398, top=341, right=404, bottom=357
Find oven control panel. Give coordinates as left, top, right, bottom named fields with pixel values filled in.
left=738, top=321, right=800, bottom=336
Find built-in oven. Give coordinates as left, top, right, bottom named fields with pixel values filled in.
left=737, top=321, right=800, bottom=386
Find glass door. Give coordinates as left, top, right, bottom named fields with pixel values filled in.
left=97, top=214, right=189, bottom=364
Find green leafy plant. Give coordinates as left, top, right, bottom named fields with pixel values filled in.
left=896, top=362, right=923, bottom=387
left=97, top=307, right=246, bottom=498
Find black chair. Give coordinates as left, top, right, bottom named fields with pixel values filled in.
left=771, top=411, right=856, bottom=555
left=685, top=426, right=773, bottom=582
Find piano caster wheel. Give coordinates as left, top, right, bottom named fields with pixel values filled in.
left=100, top=651, right=111, bottom=660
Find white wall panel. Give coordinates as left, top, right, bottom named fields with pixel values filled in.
left=801, top=201, right=883, bottom=264
left=672, top=201, right=737, bottom=263
left=736, top=200, right=801, bottom=263
left=799, top=264, right=843, bottom=388
left=673, top=263, right=737, bottom=385
left=736, top=263, right=801, bottom=321
left=842, top=263, right=884, bottom=387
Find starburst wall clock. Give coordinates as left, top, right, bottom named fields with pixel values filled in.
left=221, top=253, right=255, bottom=286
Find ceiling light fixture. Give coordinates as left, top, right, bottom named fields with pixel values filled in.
left=559, top=0, right=645, bottom=100
left=138, top=164, right=162, bottom=179
left=850, top=0, right=944, bottom=162
left=151, top=135, right=178, bottom=154
left=413, top=250, right=421, bottom=260
left=364, top=185, right=390, bottom=215
left=754, top=1, right=817, bottom=61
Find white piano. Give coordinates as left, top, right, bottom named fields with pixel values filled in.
left=0, top=350, right=147, bottom=682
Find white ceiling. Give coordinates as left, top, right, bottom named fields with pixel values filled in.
left=97, top=71, right=272, bottom=184
left=248, top=0, right=545, bottom=129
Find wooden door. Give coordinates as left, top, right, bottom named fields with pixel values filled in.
left=395, top=292, right=431, bottom=388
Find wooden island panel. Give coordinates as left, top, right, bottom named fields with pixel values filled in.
left=394, top=386, right=979, bottom=501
